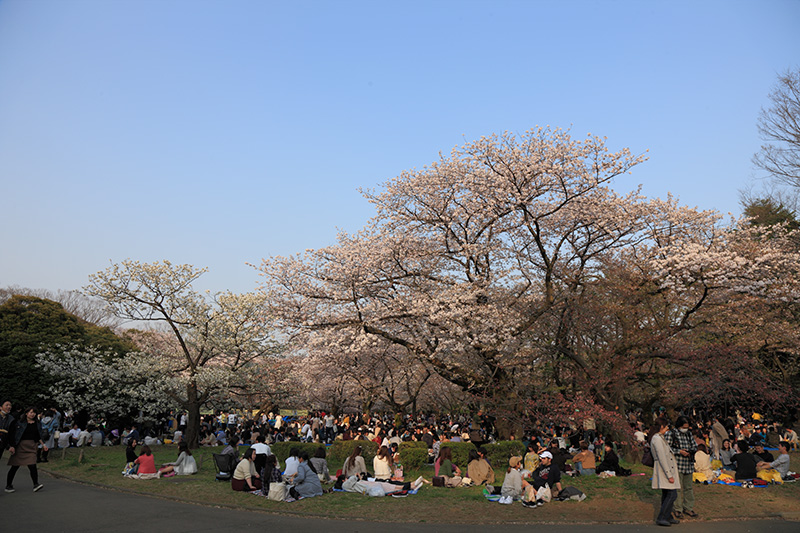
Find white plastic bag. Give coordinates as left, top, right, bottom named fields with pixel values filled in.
left=536, top=485, right=552, bottom=503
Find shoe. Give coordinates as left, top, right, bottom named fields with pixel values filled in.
left=656, top=520, right=672, bottom=527
left=536, top=499, right=544, bottom=507
left=673, top=511, right=683, bottom=519
left=669, top=518, right=680, bottom=524
left=521, top=500, right=537, bottom=508
left=4, top=487, right=14, bottom=493
left=684, top=510, right=698, bottom=518
left=33, top=484, right=43, bottom=492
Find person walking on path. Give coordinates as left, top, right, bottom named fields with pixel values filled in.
left=0, top=400, right=15, bottom=461
left=6, top=407, right=47, bottom=493
left=650, top=418, right=680, bottom=527
left=666, top=417, right=698, bottom=519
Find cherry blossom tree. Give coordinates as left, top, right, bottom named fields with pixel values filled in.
left=35, top=345, right=174, bottom=422
left=84, top=260, right=281, bottom=448
left=257, top=128, right=731, bottom=436
left=257, top=127, right=800, bottom=437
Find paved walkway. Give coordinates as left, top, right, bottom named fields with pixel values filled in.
left=1, top=464, right=797, bottom=532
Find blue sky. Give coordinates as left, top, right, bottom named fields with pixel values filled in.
left=1, top=0, right=798, bottom=295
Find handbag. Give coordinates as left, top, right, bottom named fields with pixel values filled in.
left=432, top=476, right=445, bottom=487
left=267, top=481, right=286, bottom=501
left=641, top=448, right=654, bottom=467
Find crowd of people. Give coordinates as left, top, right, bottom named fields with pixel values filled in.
left=1, top=398, right=796, bottom=524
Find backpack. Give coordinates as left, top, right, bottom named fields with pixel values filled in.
left=641, top=447, right=654, bottom=467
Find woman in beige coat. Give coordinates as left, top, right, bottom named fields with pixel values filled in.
left=650, top=418, right=680, bottom=527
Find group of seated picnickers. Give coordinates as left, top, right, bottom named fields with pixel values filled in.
left=123, top=440, right=197, bottom=479
left=721, top=440, right=791, bottom=483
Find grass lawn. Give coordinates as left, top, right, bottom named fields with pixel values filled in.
left=41, top=445, right=800, bottom=524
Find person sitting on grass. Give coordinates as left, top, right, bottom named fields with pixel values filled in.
left=289, top=451, right=323, bottom=500
left=757, top=441, right=791, bottom=481
left=158, top=442, right=197, bottom=477
left=595, top=442, right=626, bottom=476
left=232, top=447, right=262, bottom=491
left=752, top=443, right=774, bottom=463
left=571, top=441, right=596, bottom=476
left=342, top=445, right=368, bottom=478
left=522, top=442, right=540, bottom=478
left=725, top=440, right=758, bottom=480
left=720, top=439, right=734, bottom=470
left=221, top=435, right=240, bottom=462
left=499, top=455, right=534, bottom=504
left=199, top=428, right=216, bottom=446
left=783, top=428, right=798, bottom=451
left=260, top=454, right=283, bottom=495
left=284, top=447, right=301, bottom=479
left=131, top=445, right=157, bottom=479
left=693, top=443, right=715, bottom=483
left=435, top=446, right=463, bottom=487
left=529, top=451, right=562, bottom=500
left=373, top=445, right=396, bottom=481
left=310, top=446, right=330, bottom=482
left=125, top=438, right=138, bottom=464
left=467, top=447, right=495, bottom=485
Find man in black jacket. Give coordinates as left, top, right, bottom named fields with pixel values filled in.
left=0, top=400, right=15, bottom=459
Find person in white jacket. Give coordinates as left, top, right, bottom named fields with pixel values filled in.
left=650, top=418, right=681, bottom=527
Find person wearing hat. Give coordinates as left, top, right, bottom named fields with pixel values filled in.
left=499, top=455, right=533, bottom=504
left=530, top=451, right=562, bottom=499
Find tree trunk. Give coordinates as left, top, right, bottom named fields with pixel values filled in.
left=483, top=372, right=524, bottom=440
left=185, top=380, right=201, bottom=449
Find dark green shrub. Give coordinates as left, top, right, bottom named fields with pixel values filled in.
left=438, top=442, right=476, bottom=468
left=327, top=440, right=378, bottom=470
left=399, top=446, right=428, bottom=469
left=269, top=442, right=326, bottom=464
left=484, top=440, right=526, bottom=468
left=399, top=440, right=427, bottom=449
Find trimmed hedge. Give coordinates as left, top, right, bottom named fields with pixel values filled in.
left=438, top=440, right=526, bottom=469
left=484, top=440, right=526, bottom=468
left=326, top=440, right=379, bottom=470
left=438, top=442, right=476, bottom=468
left=399, top=442, right=429, bottom=469
left=269, top=442, right=327, bottom=464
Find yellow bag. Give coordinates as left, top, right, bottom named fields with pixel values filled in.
left=757, top=469, right=783, bottom=484
left=693, top=472, right=707, bottom=483
left=711, top=459, right=723, bottom=469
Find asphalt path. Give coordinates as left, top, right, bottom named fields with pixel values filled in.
left=1, top=463, right=797, bottom=532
